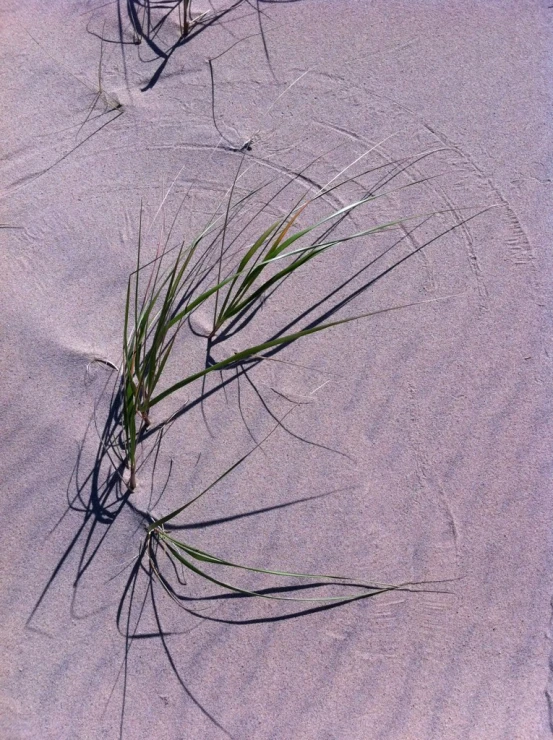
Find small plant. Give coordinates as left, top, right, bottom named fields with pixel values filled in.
left=122, top=161, right=427, bottom=486
left=129, top=0, right=193, bottom=42
left=120, top=1, right=261, bottom=90
left=112, top=151, right=475, bottom=604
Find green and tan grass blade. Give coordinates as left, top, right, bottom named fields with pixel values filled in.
left=154, top=537, right=398, bottom=604
left=118, top=148, right=491, bottom=490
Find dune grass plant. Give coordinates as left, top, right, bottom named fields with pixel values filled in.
left=114, top=151, right=474, bottom=605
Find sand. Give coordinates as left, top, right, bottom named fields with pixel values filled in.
left=1, top=1, right=552, bottom=738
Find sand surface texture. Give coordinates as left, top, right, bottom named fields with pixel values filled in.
left=1, top=1, right=552, bottom=738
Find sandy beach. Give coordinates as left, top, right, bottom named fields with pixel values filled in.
left=1, top=1, right=552, bottom=738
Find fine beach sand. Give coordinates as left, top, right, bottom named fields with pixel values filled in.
left=1, top=1, right=552, bottom=738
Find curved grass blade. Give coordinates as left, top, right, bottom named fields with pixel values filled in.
left=158, top=532, right=360, bottom=582
left=147, top=293, right=459, bottom=408
left=158, top=539, right=397, bottom=604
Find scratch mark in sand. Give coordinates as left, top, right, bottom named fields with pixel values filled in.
left=318, top=80, right=541, bottom=311
left=422, top=122, right=538, bottom=297
left=315, top=118, right=487, bottom=308
left=407, top=383, right=459, bottom=565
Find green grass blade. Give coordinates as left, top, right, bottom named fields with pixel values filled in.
left=215, top=219, right=282, bottom=327
left=159, top=541, right=395, bottom=603
left=160, top=533, right=356, bottom=581
left=148, top=293, right=457, bottom=409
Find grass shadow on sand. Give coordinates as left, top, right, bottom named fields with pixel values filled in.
left=28, top=151, right=483, bottom=736
left=86, top=0, right=275, bottom=91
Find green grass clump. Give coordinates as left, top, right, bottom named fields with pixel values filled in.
left=114, top=152, right=475, bottom=604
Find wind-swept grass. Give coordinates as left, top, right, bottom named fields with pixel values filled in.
left=121, top=158, right=437, bottom=487
left=113, top=150, right=485, bottom=603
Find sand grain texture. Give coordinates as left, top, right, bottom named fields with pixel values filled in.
left=1, top=1, right=552, bottom=738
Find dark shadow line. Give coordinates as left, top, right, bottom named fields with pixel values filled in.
left=4, top=109, right=123, bottom=198
left=145, top=215, right=440, bottom=437
left=105, top=0, right=248, bottom=90
left=148, top=573, right=395, bottom=624
left=118, top=540, right=150, bottom=740
left=145, top=488, right=345, bottom=531
left=261, top=212, right=481, bottom=359
left=242, top=369, right=354, bottom=460
left=235, top=364, right=260, bottom=445
left=149, top=556, right=234, bottom=738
